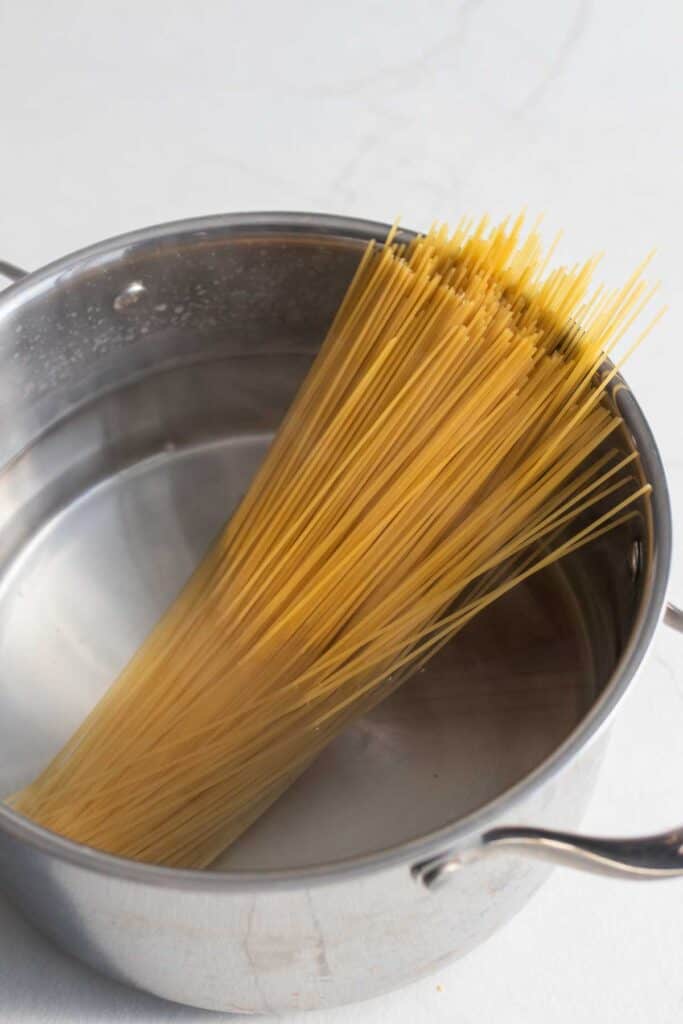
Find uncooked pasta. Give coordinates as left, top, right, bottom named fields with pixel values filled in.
left=9, top=213, right=660, bottom=868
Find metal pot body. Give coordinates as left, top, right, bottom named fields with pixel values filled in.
left=0, top=738, right=605, bottom=1013
left=0, top=214, right=675, bottom=1013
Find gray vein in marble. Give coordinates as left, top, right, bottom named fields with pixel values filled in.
left=303, top=0, right=483, bottom=99
left=329, top=130, right=384, bottom=205
left=653, top=651, right=682, bottom=704
left=326, top=97, right=415, bottom=205
left=214, top=155, right=317, bottom=198
left=513, top=0, right=592, bottom=114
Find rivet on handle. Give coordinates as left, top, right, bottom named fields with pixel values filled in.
left=665, top=603, right=683, bottom=632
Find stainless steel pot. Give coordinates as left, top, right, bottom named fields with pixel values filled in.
left=0, top=213, right=680, bottom=1014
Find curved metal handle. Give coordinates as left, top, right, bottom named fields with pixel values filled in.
left=0, top=260, right=28, bottom=284
left=415, top=601, right=683, bottom=889
left=415, top=825, right=683, bottom=888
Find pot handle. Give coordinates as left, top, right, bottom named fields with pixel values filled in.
left=665, top=601, right=683, bottom=630
left=0, top=261, right=28, bottom=285
left=415, top=603, right=683, bottom=889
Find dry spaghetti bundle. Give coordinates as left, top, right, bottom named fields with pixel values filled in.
left=10, top=214, right=659, bottom=867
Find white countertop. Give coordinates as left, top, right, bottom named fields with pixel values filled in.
left=1, top=0, right=682, bottom=1020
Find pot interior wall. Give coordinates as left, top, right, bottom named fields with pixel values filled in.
left=0, top=225, right=648, bottom=870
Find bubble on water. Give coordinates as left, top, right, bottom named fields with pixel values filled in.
left=113, top=281, right=147, bottom=312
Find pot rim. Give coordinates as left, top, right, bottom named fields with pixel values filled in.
left=0, top=211, right=672, bottom=890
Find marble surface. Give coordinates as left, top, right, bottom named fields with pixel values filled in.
left=0, top=0, right=681, bottom=1020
